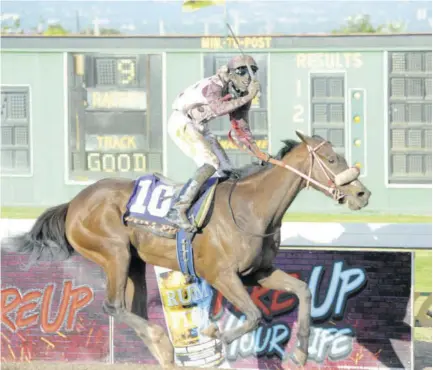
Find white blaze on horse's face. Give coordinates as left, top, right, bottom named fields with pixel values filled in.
left=295, top=131, right=371, bottom=211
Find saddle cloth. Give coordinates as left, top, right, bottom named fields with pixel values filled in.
left=123, top=173, right=219, bottom=239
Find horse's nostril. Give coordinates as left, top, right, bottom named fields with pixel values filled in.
left=357, top=191, right=365, bottom=198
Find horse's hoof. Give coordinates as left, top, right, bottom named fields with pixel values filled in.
left=290, top=347, right=308, bottom=367
left=148, top=324, right=175, bottom=367
left=161, top=364, right=176, bottom=370
left=220, top=331, right=237, bottom=345
left=201, top=323, right=220, bottom=338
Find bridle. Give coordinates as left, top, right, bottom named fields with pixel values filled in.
left=301, top=140, right=346, bottom=201
left=226, top=132, right=360, bottom=238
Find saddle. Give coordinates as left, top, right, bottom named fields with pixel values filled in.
left=123, top=172, right=223, bottom=280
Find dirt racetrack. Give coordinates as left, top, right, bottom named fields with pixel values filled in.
left=1, top=363, right=221, bottom=370
left=2, top=343, right=432, bottom=370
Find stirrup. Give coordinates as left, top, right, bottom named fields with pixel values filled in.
left=166, top=208, right=197, bottom=232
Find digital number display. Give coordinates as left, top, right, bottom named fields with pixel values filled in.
left=85, top=134, right=146, bottom=152
left=86, top=89, right=146, bottom=110
left=85, top=135, right=147, bottom=173
left=87, top=152, right=146, bottom=173
left=116, top=59, right=136, bottom=85
left=95, top=57, right=138, bottom=86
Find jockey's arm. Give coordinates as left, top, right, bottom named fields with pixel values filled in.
left=202, top=81, right=253, bottom=117
left=230, top=102, right=271, bottom=163
left=229, top=102, right=254, bottom=142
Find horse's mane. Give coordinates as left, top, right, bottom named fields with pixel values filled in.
left=230, top=139, right=301, bottom=180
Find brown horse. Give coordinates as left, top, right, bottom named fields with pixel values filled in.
left=3, top=131, right=371, bottom=368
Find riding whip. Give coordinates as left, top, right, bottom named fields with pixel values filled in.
left=225, top=22, right=257, bottom=82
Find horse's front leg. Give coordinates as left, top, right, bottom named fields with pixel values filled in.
left=204, top=270, right=261, bottom=345
left=258, top=268, right=312, bottom=367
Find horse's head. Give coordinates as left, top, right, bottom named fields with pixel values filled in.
left=291, top=131, right=371, bottom=211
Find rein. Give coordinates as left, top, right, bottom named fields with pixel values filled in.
left=226, top=130, right=359, bottom=238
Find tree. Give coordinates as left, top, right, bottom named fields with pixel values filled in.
left=1, top=23, right=10, bottom=34
left=43, top=24, right=69, bottom=36
left=332, top=14, right=406, bottom=34
left=80, top=27, right=122, bottom=35
left=99, top=27, right=122, bottom=35
left=1, top=16, right=22, bottom=34
left=13, top=18, right=21, bottom=30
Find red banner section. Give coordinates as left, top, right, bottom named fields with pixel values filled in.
left=1, top=249, right=413, bottom=369
left=1, top=253, right=110, bottom=363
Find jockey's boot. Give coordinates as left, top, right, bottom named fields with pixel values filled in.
left=166, top=164, right=216, bottom=232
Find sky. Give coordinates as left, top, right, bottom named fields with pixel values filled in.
left=1, top=0, right=432, bottom=35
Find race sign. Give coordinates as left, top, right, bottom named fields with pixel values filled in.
left=67, top=53, right=163, bottom=182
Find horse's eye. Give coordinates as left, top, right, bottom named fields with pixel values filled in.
left=328, top=158, right=335, bottom=164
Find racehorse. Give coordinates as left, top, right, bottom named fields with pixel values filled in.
left=3, top=131, right=371, bottom=368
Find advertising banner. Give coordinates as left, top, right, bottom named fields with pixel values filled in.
left=2, top=249, right=413, bottom=369
left=114, top=250, right=413, bottom=369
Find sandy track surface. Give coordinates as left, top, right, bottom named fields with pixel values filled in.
left=1, top=363, right=221, bottom=370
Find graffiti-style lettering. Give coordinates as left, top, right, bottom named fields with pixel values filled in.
left=329, top=328, right=354, bottom=361
left=210, top=272, right=300, bottom=321
left=308, top=326, right=354, bottom=363
left=1, top=281, right=93, bottom=333
left=309, top=261, right=367, bottom=320
left=16, top=290, right=42, bottom=329
left=208, top=272, right=299, bottom=361
left=207, top=263, right=367, bottom=363
left=223, top=314, right=291, bottom=361
left=1, top=287, right=40, bottom=331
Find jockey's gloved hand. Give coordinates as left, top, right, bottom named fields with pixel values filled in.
left=247, top=79, right=261, bottom=97
left=249, top=141, right=272, bottom=163
left=257, top=150, right=272, bottom=163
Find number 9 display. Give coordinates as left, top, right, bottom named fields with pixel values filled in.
left=117, top=59, right=136, bottom=85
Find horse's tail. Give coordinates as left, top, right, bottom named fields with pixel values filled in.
left=2, top=203, right=75, bottom=269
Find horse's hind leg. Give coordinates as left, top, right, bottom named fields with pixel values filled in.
left=125, top=249, right=148, bottom=318
left=71, top=238, right=174, bottom=369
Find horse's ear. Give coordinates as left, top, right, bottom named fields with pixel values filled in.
left=295, top=130, right=310, bottom=144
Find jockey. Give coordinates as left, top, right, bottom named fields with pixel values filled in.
left=165, top=54, right=270, bottom=232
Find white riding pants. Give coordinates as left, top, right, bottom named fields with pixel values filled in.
left=167, top=110, right=232, bottom=174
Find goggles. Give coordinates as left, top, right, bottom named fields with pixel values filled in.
left=234, top=65, right=258, bottom=76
